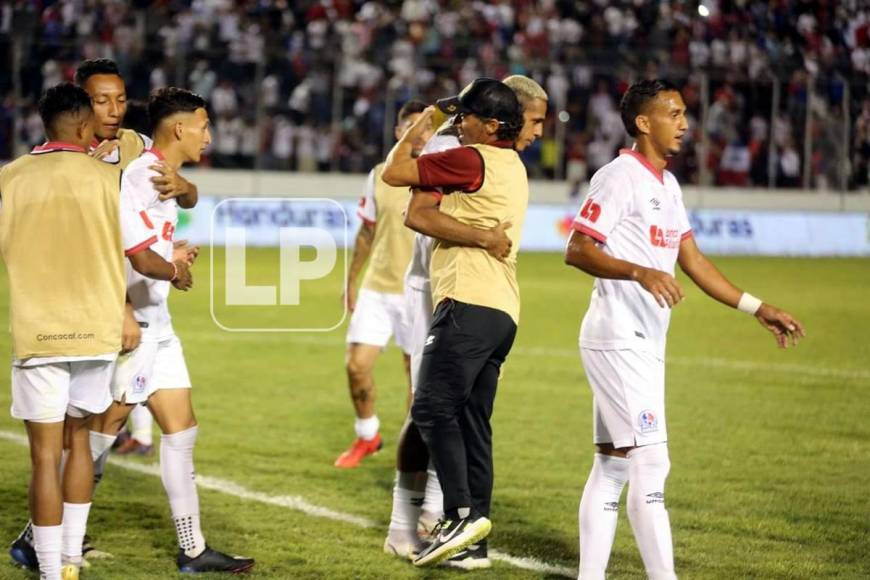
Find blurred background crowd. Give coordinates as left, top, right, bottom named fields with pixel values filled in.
left=0, top=0, right=867, bottom=192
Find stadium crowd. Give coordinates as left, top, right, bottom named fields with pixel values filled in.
left=0, top=0, right=867, bottom=189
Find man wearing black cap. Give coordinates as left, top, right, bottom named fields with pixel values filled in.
left=382, top=78, right=527, bottom=566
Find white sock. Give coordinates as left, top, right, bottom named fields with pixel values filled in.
left=387, top=472, right=425, bottom=540
left=130, top=405, right=154, bottom=446
left=354, top=415, right=379, bottom=441
left=32, top=524, right=62, bottom=579
left=90, top=431, right=117, bottom=487
left=160, top=426, right=206, bottom=558
left=626, top=444, right=676, bottom=580
left=61, top=502, right=91, bottom=565
left=578, top=453, right=629, bottom=580
left=421, top=463, right=444, bottom=520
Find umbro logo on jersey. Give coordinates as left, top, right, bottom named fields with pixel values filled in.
left=649, top=197, right=661, bottom=210
left=645, top=492, right=665, bottom=504
left=425, top=335, right=435, bottom=346
left=604, top=502, right=619, bottom=512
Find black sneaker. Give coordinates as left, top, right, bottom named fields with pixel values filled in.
left=412, top=514, right=492, bottom=567
left=443, top=541, right=492, bottom=570
left=9, top=530, right=38, bottom=571
left=177, top=546, right=255, bottom=574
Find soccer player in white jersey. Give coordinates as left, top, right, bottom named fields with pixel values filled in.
left=95, top=88, right=253, bottom=574
left=334, top=101, right=433, bottom=468
left=76, top=59, right=198, bottom=456
left=565, top=79, right=805, bottom=580
left=2, top=83, right=192, bottom=580
left=384, top=76, right=548, bottom=568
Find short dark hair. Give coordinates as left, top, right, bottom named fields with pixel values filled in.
left=75, top=59, right=121, bottom=86
left=38, top=83, right=92, bottom=136
left=148, top=87, right=207, bottom=128
left=398, top=99, right=427, bottom=123
left=122, top=100, right=152, bottom=135
left=619, top=79, right=679, bottom=137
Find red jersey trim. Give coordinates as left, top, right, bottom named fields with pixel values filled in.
left=465, top=148, right=485, bottom=192
left=680, top=229, right=693, bottom=241
left=356, top=210, right=375, bottom=226
left=572, top=222, right=607, bottom=243
left=619, top=148, right=664, bottom=184
left=124, top=235, right=158, bottom=257
left=139, top=211, right=155, bottom=229
left=145, top=148, right=165, bottom=161
left=31, top=142, right=86, bottom=154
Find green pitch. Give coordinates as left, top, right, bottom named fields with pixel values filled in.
left=0, top=251, right=868, bottom=579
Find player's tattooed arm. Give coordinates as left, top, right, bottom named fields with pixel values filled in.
left=343, top=222, right=375, bottom=312
left=678, top=235, right=805, bottom=347
left=565, top=230, right=685, bottom=308
left=150, top=161, right=198, bottom=208
left=405, top=190, right=512, bottom=260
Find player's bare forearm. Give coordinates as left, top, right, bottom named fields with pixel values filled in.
left=382, top=140, right=420, bottom=186
left=678, top=237, right=742, bottom=307
left=128, top=248, right=192, bottom=290
left=382, top=106, right=434, bottom=186
left=564, top=231, right=642, bottom=280
left=566, top=231, right=685, bottom=308
left=678, top=236, right=805, bottom=346
left=405, top=193, right=488, bottom=249
left=347, top=223, right=374, bottom=288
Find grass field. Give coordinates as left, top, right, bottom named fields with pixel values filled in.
left=1, top=250, right=869, bottom=579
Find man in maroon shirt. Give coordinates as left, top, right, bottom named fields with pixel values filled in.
left=382, top=78, right=527, bottom=566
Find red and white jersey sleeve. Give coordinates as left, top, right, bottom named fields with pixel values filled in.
left=572, top=168, right=632, bottom=244
left=357, top=169, right=377, bottom=225
left=578, top=149, right=693, bottom=359
left=120, top=161, right=159, bottom=256
left=121, top=151, right=178, bottom=342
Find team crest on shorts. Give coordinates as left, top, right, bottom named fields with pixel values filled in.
left=132, top=375, right=147, bottom=395
left=638, top=409, right=658, bottom=433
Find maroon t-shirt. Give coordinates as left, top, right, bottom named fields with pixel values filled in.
left=415, top=141, right=513, bottom=199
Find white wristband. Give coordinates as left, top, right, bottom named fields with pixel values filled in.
left=737, top=292, right=762, bottom=315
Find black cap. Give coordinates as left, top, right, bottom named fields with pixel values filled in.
left=436, top=78, right=521, bottom=124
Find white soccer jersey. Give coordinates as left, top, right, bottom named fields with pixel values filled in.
left=404, top=131, right=462, bottom=291
left=121, top=149, right=178, bottom=342
left=574, top=149, right=692, bottom=358
left=357, top=169, right=377, bottom=224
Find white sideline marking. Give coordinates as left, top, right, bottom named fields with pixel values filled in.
left=186, top=330, right=870, bottom=382
left=0, top=430, right=575, bottom=577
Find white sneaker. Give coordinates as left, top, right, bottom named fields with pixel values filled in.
left=383, top=533, right=421, bottom=560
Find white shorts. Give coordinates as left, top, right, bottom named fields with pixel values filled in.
left=11, top=360, right=115, bottom=423
left=346, top=288, right=413, bottom=354
left=404, top=283, right=433, bottom=392
left=580, top=348, right=667, bottom=449
left=111, top=335, right=191, bottom=405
